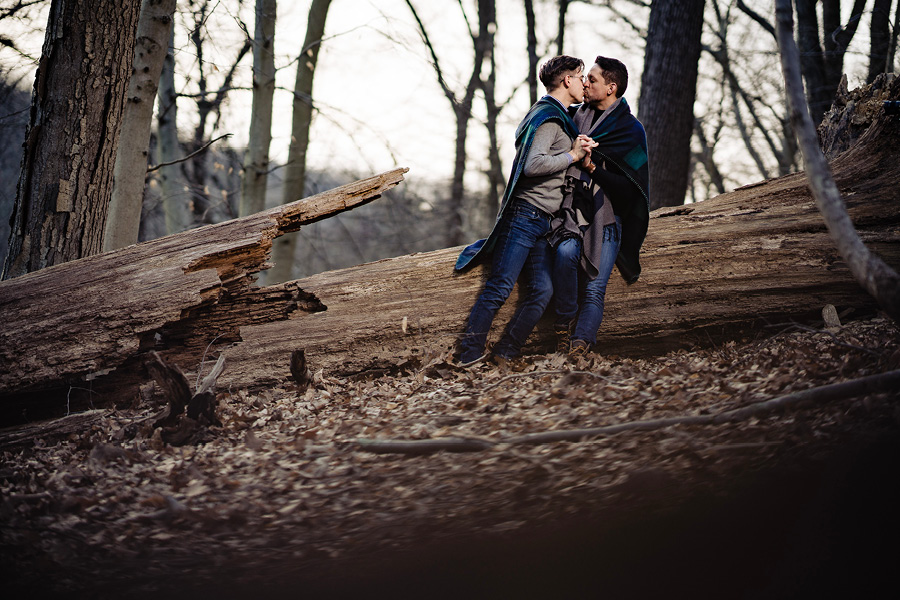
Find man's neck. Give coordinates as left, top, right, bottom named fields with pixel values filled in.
left=591, top=96, right=617, bottom=111
left=547, top=87, right=577, bottom=107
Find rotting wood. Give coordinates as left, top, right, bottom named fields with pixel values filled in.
left=0, top=169, right=407, bottom=411
left=0, top=409, right=114, bottom=451
left=356, top=368, right=900, bottom=454
left=147, top=351, right=224, bottom=446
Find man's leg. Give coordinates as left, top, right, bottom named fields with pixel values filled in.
left=551, top=237, right=582, bottom=327
left=572, top=218, right=622, bottom=348
left=492, top=238, right=555, bottom=359
left=459, top=202, right=550, bottom=363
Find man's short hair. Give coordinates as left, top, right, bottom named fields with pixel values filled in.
left=594, top=56, right=628, bottom=97
left=539, top=55, right=584, bottom=91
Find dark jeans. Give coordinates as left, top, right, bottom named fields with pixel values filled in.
left=570, top=217, right=622, bottom=345
left=459, top=201, right=551, bottom=363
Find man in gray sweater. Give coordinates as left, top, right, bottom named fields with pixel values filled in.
left=455, top=55, right=595, bottom=365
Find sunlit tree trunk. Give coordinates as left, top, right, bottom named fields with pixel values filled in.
left=267, top=0, right=331, bottom=283
left=639, top=0, right=705, bottom=209
left=240, top=0, right=277, bottom=218
left=103, top=0, right=177, bottom=251
left=2, top=0, right=142, bottom=279
left=156, top=26, right=191, bottom=236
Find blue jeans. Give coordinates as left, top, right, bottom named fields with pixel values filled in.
left=460, top=201, right=552, bottom=362
left=572, top=218, right=622, bottom=345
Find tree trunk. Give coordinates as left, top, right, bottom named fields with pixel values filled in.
left=268, top=0, right=331, bottom=283
left=776, top=0, right=900, bottom=322
left=155, top=26, right=192, bottom=236
left=2, top=0, right=143, bottom=279
left=104, top=0, right=177, bottom=251
left=2, top=74, right=899, bottom=415
left=239, top=0, right=277, bottom=218
left=639, top=0, right=706, bottom=209
left=477, top=0, right=502, bottom=236
left=867, top=0, right=893, bottom=83
left=524, top=0, right=538, bottom=106
left=404, top=0, right=488, bottom=247
left=795, top=0, right=866, bottom=125
left=0, top=169, right=408, bottom=417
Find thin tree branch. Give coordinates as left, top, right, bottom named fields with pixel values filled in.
left=356, top=369, right=900, bottom=454
left=148, top=133, right=232, bottom=172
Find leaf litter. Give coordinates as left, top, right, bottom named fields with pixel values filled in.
left=1, top=315, right=899, bottom=597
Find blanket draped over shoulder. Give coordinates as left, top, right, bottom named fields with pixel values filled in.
left=454, top=97, right=579, bottom=272
left=582, top=97, right=650, bottom=284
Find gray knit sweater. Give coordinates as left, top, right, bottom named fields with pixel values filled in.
left=514, top=120, right=573, bottom=215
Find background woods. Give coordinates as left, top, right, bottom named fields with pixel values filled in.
left=0, top=0, right=898, bottom=279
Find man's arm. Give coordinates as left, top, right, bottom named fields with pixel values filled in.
left=523, top=123, right=591, bottom=177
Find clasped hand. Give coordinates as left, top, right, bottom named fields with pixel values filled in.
left=569, top=134, right=597, bottom=162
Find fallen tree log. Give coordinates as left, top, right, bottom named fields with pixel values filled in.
left=216, top=76, right=900, bottom=388
left=1, top=80, right=898, bottom=419
left=0, top=169, right=407, bottom=418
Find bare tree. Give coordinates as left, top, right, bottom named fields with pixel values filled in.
left=181, top=0, right=251, bottom=225
left=103, top=0, right=177, bottom=251
left=3, top=0, right=142, bottom=279
left=267, top=0, right=331, bottom=284
left=776, top=0, right=900, bottom=321
left=239, top=0, right=277, bottom=218
left=154, top=25, right=192, bottom=237
left=405, top=0, right=494, bottom=245
left=639, top=0, right=706, bottom=209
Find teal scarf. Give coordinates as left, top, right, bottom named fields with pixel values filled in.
left=454, top=96, right=579, bottom=271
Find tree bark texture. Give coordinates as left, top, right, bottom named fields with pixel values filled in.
left=239, top=0, right=278, bottom=218
left=0, top=169, right=407, bottom=413
left=268, top=0, right=331, bottom=283
left=104, top=0, right=177, bottom=251
left=639, top=0, right=705, bottom=209
left=2, top=0, right=143, bottom=279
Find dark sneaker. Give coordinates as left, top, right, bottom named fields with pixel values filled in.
left=555, top=322, right=572, bottom=354
left=568, top=339, right=590, bottom=358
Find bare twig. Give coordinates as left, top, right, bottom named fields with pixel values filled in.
left=147, top=133, right=232, bottom=173
left=357, top=369, right=900, bottom=455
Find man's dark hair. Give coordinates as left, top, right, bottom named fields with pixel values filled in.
left=539, top=55, right=584, bottom=91
left=594, top=56, right=628, bottom=97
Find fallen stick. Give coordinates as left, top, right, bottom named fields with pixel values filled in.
left=355, top=368, right=900, bottom=454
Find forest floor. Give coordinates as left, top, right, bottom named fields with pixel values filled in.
left=2, top=314, right=900, bottom=599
